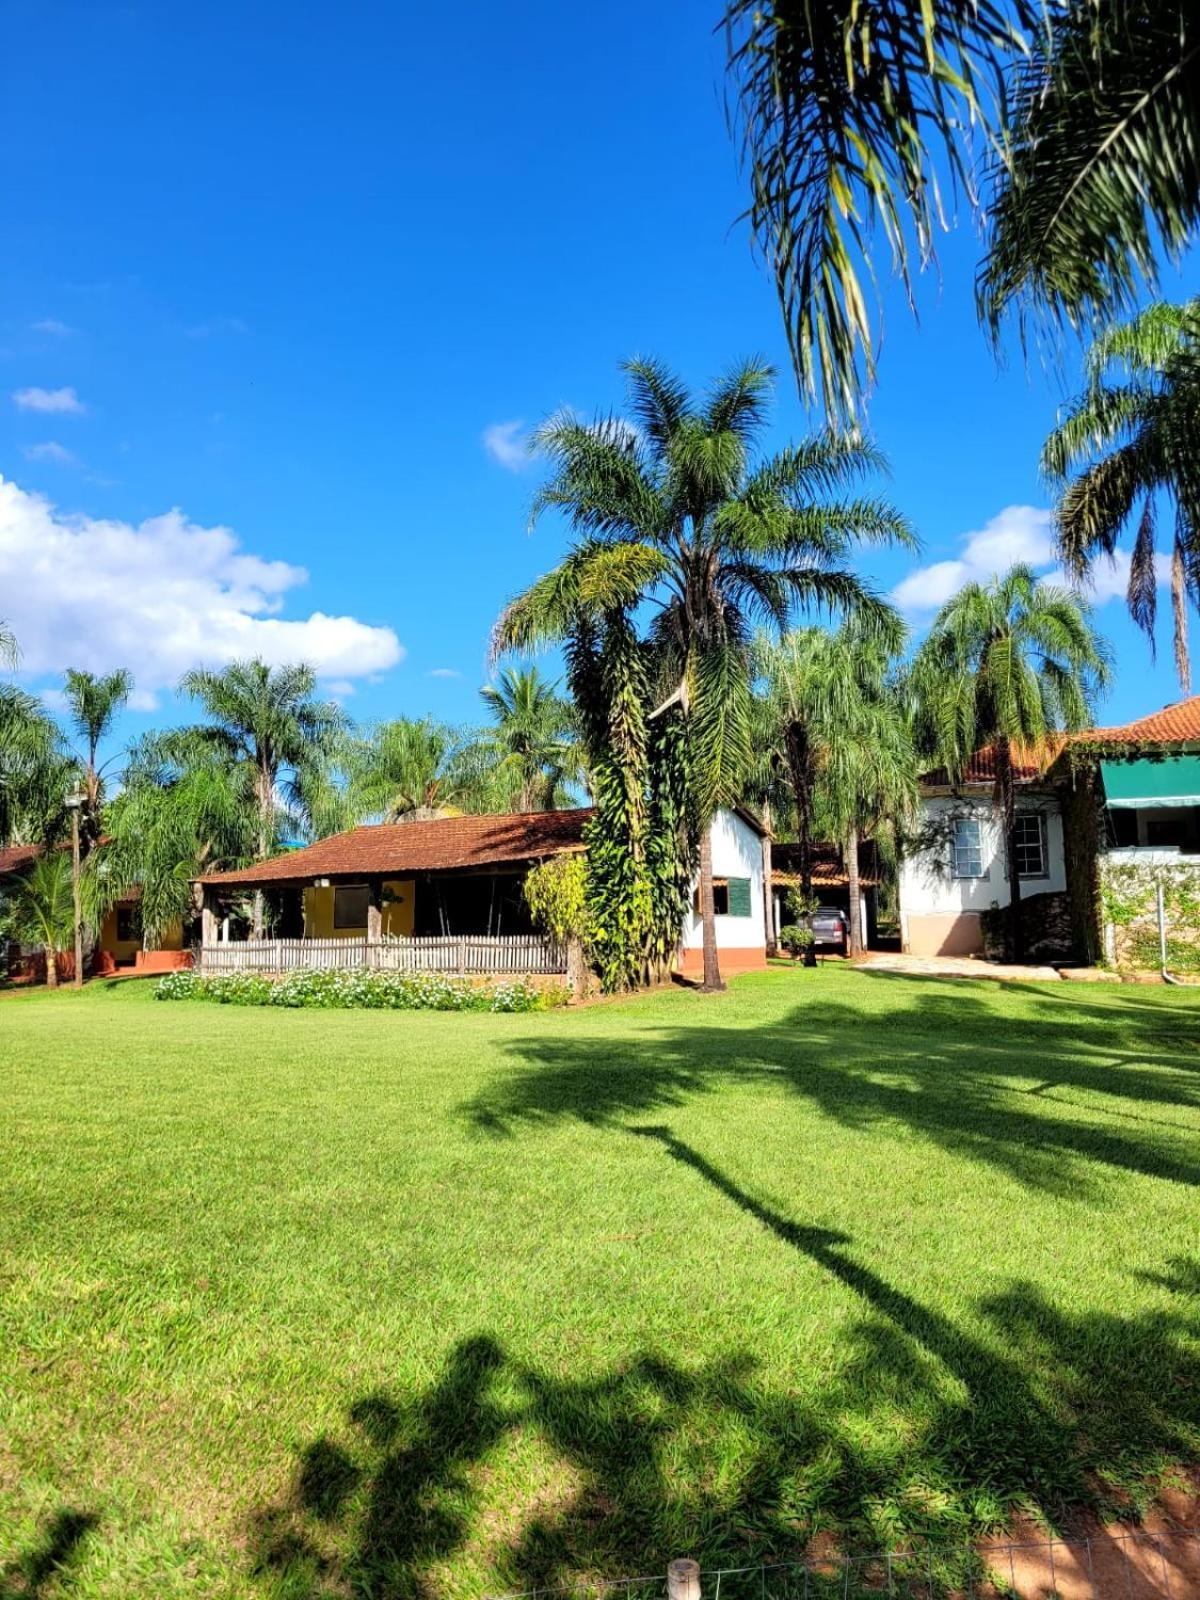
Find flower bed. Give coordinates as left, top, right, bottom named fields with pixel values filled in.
left=155, top=967, right=569, bottom=1011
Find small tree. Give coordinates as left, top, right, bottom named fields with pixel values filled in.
left=1, top=853, right=77, bottom=988
left=522, top=854, right=592, bottom=996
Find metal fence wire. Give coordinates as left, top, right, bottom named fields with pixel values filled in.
left=483, top=1528, right=1200, bottom=1600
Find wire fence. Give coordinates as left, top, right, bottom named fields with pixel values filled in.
left=483, top=1528, right=1200, bottom=1600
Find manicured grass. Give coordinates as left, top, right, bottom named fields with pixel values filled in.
left=2, top=968, right=1200, bottom=1597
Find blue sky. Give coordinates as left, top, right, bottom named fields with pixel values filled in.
left=2, top=0, right=1195, bottom=757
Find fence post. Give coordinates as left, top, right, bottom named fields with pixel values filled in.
left=668, top=1560, right=700, bottom=1600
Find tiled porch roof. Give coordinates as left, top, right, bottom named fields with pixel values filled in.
left=197, top=808, right=593, bottom=889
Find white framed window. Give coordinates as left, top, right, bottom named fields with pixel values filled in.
left=950, top=817, right=985, bottom=879
left=1014, top=813, right=1048, bottom=879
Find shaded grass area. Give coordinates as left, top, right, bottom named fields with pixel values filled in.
left=2, top=969, right=1199, bottom=1597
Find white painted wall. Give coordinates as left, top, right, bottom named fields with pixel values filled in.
left=682, top=809, right=766, bottom=951
left=900, top=793, right=1066, bottom=920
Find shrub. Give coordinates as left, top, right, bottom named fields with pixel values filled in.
left=777, top=923, right=814, bottom=958
left=155, top=967, right=568, bottom=1012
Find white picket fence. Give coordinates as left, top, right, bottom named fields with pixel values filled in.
left=196, top=935, right=566, bottom=976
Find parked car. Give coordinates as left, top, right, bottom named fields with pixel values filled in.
left=808, top=906, right=849, bottom=954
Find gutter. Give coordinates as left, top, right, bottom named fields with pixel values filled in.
left=1156, top=881, right=1183, bottom=986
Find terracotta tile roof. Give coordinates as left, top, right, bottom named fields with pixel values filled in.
left=1086, top=694, right=1200, bottom=745
left=197, top=809, right=594, bottom=888
left=0, top=842, right=42, bottom=876
left=771, top=841, right=880, bottom=888
left=921, top=741, right=1062, bottom=788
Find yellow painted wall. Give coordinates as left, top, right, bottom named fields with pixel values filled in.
left=98, top=908, right=183, bottom=959
left=303, top=880, right=415, bottom=939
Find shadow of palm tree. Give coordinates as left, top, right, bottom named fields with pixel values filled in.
left=466, top=981, right=1200, bottom=1197
left=249, top=1236, right=1200, bottom=1596
left=0, top=1510, right=97, bottom=1599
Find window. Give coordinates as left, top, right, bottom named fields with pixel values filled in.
left=116, top=906, right=135, bottom=943
left=692, top=876, right=751, bottom=917
left=950, top=817, right=985, bottom=879
left=333, top=884, right=370, bottom=929
left=1014, top=813, right=1048, bottom=879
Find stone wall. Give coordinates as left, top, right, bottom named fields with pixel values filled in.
left=980, top=891, right=1076, bottom=963
left=1100, top=858, right=1200, bottom=974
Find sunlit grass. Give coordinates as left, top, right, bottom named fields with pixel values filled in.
left=2, top=968, right=1199, bottom=1597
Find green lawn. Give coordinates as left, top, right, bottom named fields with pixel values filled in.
left=3, top=968, right=1200, bottom=1598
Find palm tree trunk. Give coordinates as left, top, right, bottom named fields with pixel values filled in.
left=846, top=822, right=863, bottom=957
left=785, top=722, right=817, bottom=965
left=45, top=947, right=58, bottom=989
left=1171, top=539, right=1191, bottom=693
left=698, top=825, right=725, bottom=992
left=997, top=738, right=1022, bottom=963
left=254, top=765, right=272, bottom=940
left=761, top=798, right=776, bottom=957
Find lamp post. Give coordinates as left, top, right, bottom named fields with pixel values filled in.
left=64, top=789, right=86, bottom=989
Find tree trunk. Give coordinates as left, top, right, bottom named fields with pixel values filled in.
left=846, top=823, right=863, bottom=958
left=45, top=948, right=58, bottom=989
left=997, top=738, right=1022, bottom=963
left=254, top=760, right=273, bottom=940
left=698, top=826, right=724, bottom=992
left=761, top=799, right=776, bottom=957
left=785, top=722, right=816, bottom=965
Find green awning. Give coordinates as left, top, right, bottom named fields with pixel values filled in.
left=1101, top=755, right=1200, bottom=808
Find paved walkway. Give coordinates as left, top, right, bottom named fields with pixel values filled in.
left=859, top=951, right=1065, bottom=982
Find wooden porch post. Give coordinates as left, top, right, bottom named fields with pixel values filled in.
left=201, top=886, right=218, bottom=946
left=366, top=878, right=383, bottom=943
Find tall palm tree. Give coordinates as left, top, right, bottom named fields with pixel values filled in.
left=725, top=0, right=1200, bottom=420
left=178, top=660, right=344, bottom=936
left=913, top=566, right=1110, bottom=961
left=0, top=685, right=71, bottom=847
left=0, top=852, right=77, bottom=989
left=753, top=615, right=916, bottom=956
left=477, top=667, right=581, bottom=812
left=61, top=668, right=132, bottom=848
left=1041, top=298, right=1200, bottom=692
left=495, top=357, right=913, bottom=990
left=91, top=737, right=258, bottom=950
left=344, top=717, right=490, bottom=824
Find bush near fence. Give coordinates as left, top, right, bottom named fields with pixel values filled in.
left=156, top=967, right=570, bottom=1012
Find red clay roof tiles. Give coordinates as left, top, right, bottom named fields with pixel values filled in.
left=197, top=808, right=593, bottom=888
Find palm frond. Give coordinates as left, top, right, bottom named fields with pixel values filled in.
left=981, top=3, right=1200, bottom=334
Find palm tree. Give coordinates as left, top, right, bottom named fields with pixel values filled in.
left=0, top=852, right=76, bottom=988
left=725, top=0, right=1200, bottom=419
left=913, top=565, right=1110, bottom=961
left=91, top=737, right=257, bottom=950
left=1041, top=298, right=1200, bottom=692
left=477, top=667, right=581, bottom=812
left=0, top=685, right=71, bottom=848
left=344, top=717, right=491, bottom=824
left=495, top=357, right=913, bottom=990
left=178, top=660, right=344, bottom=936
left=60, top=668, right=132, bottom=848
left=753, top=615, right=916, bottom=956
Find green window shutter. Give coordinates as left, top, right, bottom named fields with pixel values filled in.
left=726, top=876, right=752, bottom=917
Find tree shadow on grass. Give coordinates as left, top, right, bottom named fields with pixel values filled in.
left=467, top=979, right=1200, bottom=1198
left=0, top=1510, right=97, bottom=1599
left=248, top=1242, right=1200, bottom=1596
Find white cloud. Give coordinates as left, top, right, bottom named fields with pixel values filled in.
left=428, top=666, right=462, bottom=678
left=892, top=505, right=1060, bottom=612
left=23, top=440, right=80, bottom=467
left=31, top=319, right=76, bottom=337
left=13, top=385, right=86, bottom=414
left=891, top=502, right=1172, bottom=619
left=482, top=419, right=533, bottom=471
left=0, top=475, right=404, bottom=692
